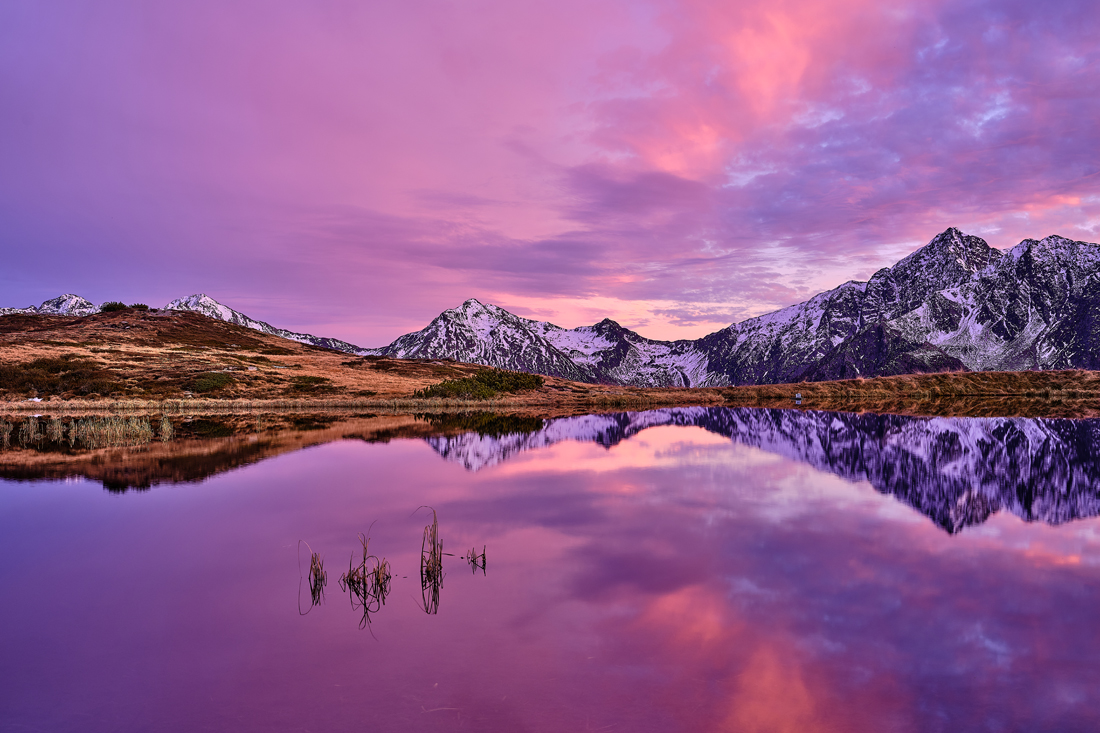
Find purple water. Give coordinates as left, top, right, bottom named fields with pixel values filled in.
left=2, top=410, right=1100, bottom=731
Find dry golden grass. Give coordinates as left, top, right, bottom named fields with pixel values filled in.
left=723, top=370, right=1100, bottom=418
left=4, top=309, right=1100, bottom=419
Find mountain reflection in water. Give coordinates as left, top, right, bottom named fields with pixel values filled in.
left=428, top=408, right=1100, bottom=533
left=4, top=407, right=1100, bottom=532
left=4, top=409, right=1100, bottom=732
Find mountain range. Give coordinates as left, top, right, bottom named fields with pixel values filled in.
left=425, top=407, right=1100, bottom=534
left=5, top=227, right=1099, bottom=386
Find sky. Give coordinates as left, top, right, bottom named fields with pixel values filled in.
left=1, top=0, right=1099, bottom=346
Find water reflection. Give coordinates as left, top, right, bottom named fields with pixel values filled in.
left=428, top=408, right=1100, bottom=532
left=4, top=416, right=1100, bottom=731
left=6, top=407, right=1100, bottom=535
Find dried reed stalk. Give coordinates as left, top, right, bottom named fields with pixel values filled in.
left=338, top=531, right=392, bottom=629
left=419, top=507, right=444, bottom=614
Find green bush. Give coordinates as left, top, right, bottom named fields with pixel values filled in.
left=99, top=302, right=128, bottom=312
left=284, top=375, right=336, bottom=394
left=414, top=368, right=544, bottom=400
left=192, top=372, right=234, bottom=393
left=129, top=303, right=149, bottom=311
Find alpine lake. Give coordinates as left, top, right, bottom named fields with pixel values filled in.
left=2, top=406, right=1100, bottom=732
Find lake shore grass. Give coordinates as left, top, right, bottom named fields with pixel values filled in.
left=2, top=369, right=1100, bottom=419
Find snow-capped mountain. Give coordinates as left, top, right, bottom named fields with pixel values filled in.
left=0, top=294, right=101, bottom=317
left=0, top=291, right=368, bottom=354
left=360, top=299, right=719, bottom=386
left=7, top=227, right=1098, bottom=382
left=367, top=227, right=1100, bottom=385
left=164, top=294, right=364, bottom=352
left=425, top=407, right=1100, bottom=533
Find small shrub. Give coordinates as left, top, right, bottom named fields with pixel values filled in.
left=414, top=368, right=544, bottom=400
left=100, top=302, right=128, bottom=312
left=129, top=303, right=149, bottom=311
left=285, top=375, right=336, bottom=394
left=192, top=372, right=234, bottom=393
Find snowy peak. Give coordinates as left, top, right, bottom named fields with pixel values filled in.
left=0, top=293, right=100, bottom=317
left=37, top=294, right=99, bottom=316
left=165, top=293, right=366, bottom=354
left=6, top=226, right=1100, bottom=386
left=375, top=227, right=1100, bottom=387
left=165, top=293, right=266, bottom=330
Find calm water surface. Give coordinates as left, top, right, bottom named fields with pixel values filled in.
left=3, top=408, right=1100, bottom=732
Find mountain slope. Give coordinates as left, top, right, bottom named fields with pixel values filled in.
left=0, top=294, right=100, bottom=317
left=372, top=227, right=1100, bottom=386
left=164, top=294, right=364, bottom=353
left=6, top=226, right=1098, bottom=385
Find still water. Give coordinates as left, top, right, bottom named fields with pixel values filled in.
left=2, top=407, right=1100, bottom=732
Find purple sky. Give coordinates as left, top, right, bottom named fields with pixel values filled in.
left=2, top=0, right=1098, bottom=345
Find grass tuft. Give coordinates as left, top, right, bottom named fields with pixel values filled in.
left=419, top=507, right=444, bottom=614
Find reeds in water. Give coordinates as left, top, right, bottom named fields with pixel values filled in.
left=338, top=532, right=392, bottom=629
left=0, top=415, right=164, bottom=451
left=47, top=417, right=64, bottom=443
left=18, top=416, right=42, bottom=447
left=68, top=416, right=154, bottom=449
left=158, top=414, right=173, bottom=442
left=298, top=540, right=327, bottom=614
left=309, top=552, right=327, bottom=605
left=419, top=507, right=444, bottom=614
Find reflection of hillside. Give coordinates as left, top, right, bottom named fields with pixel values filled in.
left=6, top=407, right=1100, bottom=532
left=426, top=408, right=1100, bottom=532
left=0, top=415, right=464, bottom=491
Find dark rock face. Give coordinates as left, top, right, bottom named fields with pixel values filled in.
left=365, top=227, right=1100, bottom=386
left=425, top=407, right=1100, bottom=533
left=803, top=324, right=966, bottom=381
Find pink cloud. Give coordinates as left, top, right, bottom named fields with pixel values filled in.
left=1, top=0, right=1098, bottom=343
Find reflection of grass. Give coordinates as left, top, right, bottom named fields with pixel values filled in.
left=421, top=412, right=543, bottom=437
left=289, top=415, right=337, bottom=431
left=298, top=540, right=327, bottom=614
left=182, top=418, right=233, bottom=438
left=338, top=532, right=392, bottom=629
left=419, top=507, right=444, bottom=615
left=465, top=546, right=486, bottom=575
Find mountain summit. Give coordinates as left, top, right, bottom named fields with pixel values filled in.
left=366, top=227, right=1100, bottom=385
left=5, top=227, right=1098, bottom=386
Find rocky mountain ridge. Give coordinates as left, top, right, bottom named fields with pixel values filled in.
left=6, top=227, right=1098, bottom=385
left=0, top=292, right=364, bottom=353
left=426, top=407, right=1100, bottom=533
left=366, top=227, right=1100, bottom=385
left=162, top=294, right=363, bottom=353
